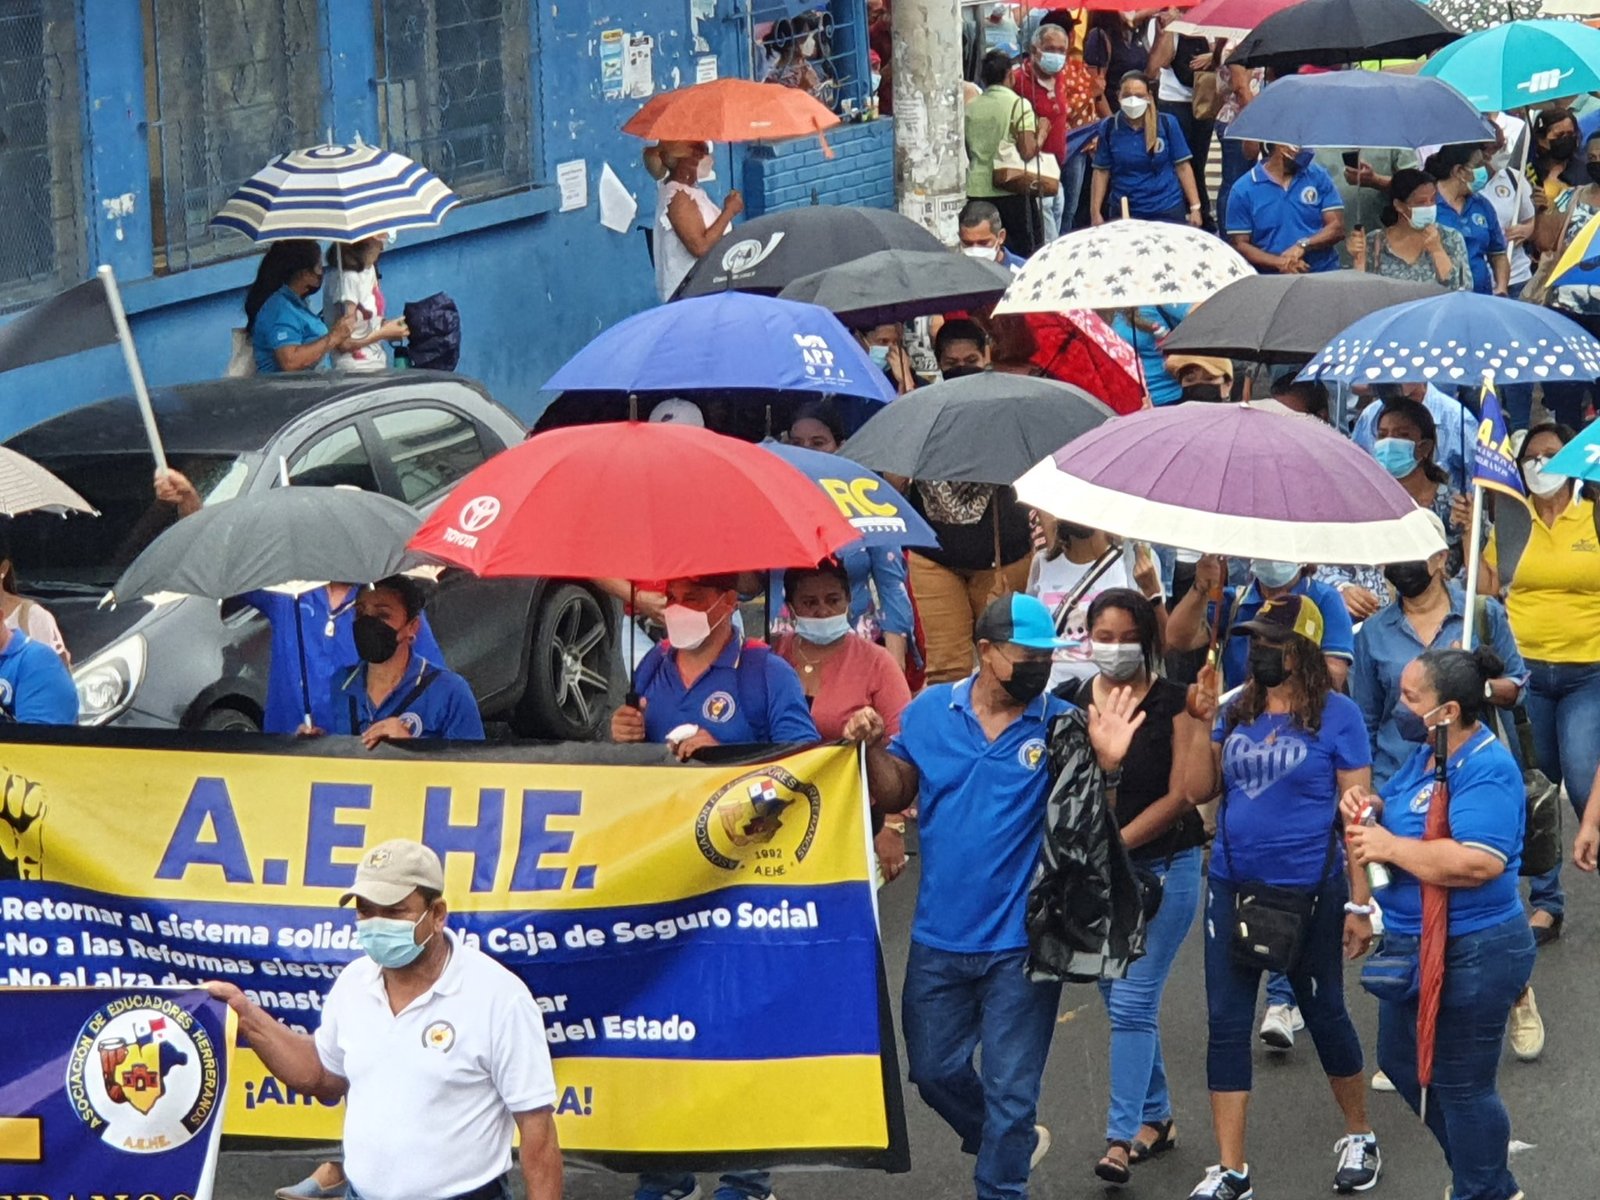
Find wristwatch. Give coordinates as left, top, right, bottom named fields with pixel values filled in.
left=1296, top=238, right=1311, bottom=252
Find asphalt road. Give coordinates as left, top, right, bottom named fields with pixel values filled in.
left=218, top=846, right=1597, bottom=1200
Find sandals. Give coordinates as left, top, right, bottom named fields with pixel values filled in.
left=1129, top=1118, right=1177, bottom=1163
left=1094, top=1140, right=1132, bottom=1186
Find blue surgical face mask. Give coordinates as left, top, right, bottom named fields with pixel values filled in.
left=1395, top=702, right=1447, bottom=744
left=1038, top=51, right=1067, bottom=75
left=1469, top=165, right=1490, bottom=193
left=1250, top=559, right=1302, bottom=590
left=794, top=613, right=852, bottom=644
left=1292, top=148, right=1316, bottom=172
left=357, top=913, right=431, bottom=969
left=868, top=343, right=891, bottom=369
left=1373, top=436, right=1419, bottom=478
left=1408, top=204, right=1438, bottom=230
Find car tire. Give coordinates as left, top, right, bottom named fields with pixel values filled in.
left=196, top=705, right=261, bottom=734
left=512, top=584, right=612, bottom=740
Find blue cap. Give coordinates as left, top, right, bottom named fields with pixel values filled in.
left=973, top=592, right=1071, bottom=650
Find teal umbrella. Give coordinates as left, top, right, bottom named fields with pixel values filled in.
left=1419, top=19, right=1600, bottom=110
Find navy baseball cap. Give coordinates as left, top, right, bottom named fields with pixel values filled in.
left=974, top=593, right=1071, bottom=650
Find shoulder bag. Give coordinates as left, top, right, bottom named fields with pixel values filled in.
left=994, top=98, right=1061, bottom=197
left=1218, top=780, right=1338, bottom=974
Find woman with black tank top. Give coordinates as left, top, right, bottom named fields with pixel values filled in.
left=1067, top=588, right=1215, bottom=1186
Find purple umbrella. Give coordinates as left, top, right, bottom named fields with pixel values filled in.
left=1013, top=403, right=1446, bottom=564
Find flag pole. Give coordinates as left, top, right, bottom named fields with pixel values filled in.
left=97, top=264, right=169, bottom=474
left=1461, top=370, right=1495, bottom=652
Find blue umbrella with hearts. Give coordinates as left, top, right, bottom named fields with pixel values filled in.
left=1298, top=292, right=1600, bottom=390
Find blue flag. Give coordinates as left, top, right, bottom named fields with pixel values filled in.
left=1472, top=386, right=1525, bottom=500
left=1546, top=415, right=1600, bottom=485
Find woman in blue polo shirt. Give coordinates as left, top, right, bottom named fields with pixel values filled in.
left=244, top=239, right=356, bottom=374
left=1196, top=595, right=1379, bottom=1200
left=1345, top=647, right=1534, bottom=1200
left=1089, top=72, right=1203, bottom=226
left=1426, top=145, right=1509, bottom=296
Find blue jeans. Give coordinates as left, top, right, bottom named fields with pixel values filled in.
left=637, top=1171, right=770, bottom=1199
left=1058, top=153, right=1089, bottom=236
left=1097, top=848, right=1202, bottom=1141
left=1204, top=874, right=1364, bottom=1092
left=1522, top=659, right=1600, bottom=918
left=1265, top=971, right=1297, bottom=1008
left=903, top=943, right=1063, bottom=1200
left=1216, top=123, right=1252, bottom=235
left=1376, top=916, right=1536, bottom=1200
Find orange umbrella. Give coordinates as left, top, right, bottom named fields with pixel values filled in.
left=623, top=78, right=840, bottom=147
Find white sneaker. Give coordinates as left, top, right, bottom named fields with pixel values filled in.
left=1259, top=1003, right=1302, bottom=1050
left=1030, top=1123, right=1052, bottom=1169
left=1509, top=987, right=1545, bottom=1062
left=1371, top=1070, right=1396, bottom=1092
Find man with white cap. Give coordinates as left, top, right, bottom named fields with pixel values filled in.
left=207, top=839, right=562, bottom=1200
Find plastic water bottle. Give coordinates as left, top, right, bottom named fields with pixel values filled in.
left=1359, top=804, right=1392, bottom=891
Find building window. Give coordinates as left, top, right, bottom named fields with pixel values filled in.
left=375, top=0, right=534, bottom=201
left=0, top=0, right=83, bottom=312
left=142, top=0, right=326, bottom=273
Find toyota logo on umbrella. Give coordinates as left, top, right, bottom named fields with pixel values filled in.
left=458, top=495, right=502, bottom=532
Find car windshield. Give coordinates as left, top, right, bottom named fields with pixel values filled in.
left=8, top=453, right=252, bottom=591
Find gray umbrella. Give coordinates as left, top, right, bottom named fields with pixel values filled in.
left=111, top=486, right=421, bottom=603
left=777, top=250, right=1012, bottom=327
left=838, top=372, right=1114, bottom=485
left=1157, top=272, right=1446, bottom=365
left=0, top=446, right=95, bottom=516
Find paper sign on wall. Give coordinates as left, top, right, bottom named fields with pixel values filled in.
left=601, top=28, right=625, bottom=99
left=624, top=33, right=655, bottom=99
left=696, top=56, right=718, bottom=84
left=557, top=160, right=589, bottom=212
left=599, top=163, right=638, bottom=233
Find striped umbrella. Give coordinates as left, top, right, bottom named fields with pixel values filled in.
left=0, top=447, right=95, bottom=517
left=211, top=140, right=458, bottom=242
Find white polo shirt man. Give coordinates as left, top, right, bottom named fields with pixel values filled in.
left=208, top=840, right=562, bottom=1200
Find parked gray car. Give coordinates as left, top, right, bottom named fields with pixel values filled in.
left=5, top=372, right=616, bottom=739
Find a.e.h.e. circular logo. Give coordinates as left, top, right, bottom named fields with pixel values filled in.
left=695, top=766, right=822, bottom=871
left=65, top=994, right=222, bottom=1154
left=1019, top=739, right=1047, bottom=770
left=1300, top=185, right=1319, bottom=205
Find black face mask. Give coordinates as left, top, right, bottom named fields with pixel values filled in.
left=353, top=614, right=401, bottom=664
left=942, top=364, right=988, bottom=380
left=1586, top=161, right=1600, bottom=186
left=1059, top=521, right=1096, bottom=540
left=1549, top=133, right=1579, bottom=160
left=999, top=658, right=1053, bottom=704
left=1248, top=642, right=1289, bottom=689
left=1181, top=383, right=1226, bottom=404
left=1384, top=560, right=1435, bottom=600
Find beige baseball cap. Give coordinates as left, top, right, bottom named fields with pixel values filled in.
left=339, top=839, right=445, bottom=907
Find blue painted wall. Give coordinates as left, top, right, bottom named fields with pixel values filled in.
left=743, top=118, right=895, bottom=215
left=1, top=0, right=810, bottom=437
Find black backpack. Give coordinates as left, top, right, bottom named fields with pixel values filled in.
left=402, top=292, right=461, bottom=371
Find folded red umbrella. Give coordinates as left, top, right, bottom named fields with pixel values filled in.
left=1417, top=724, right=1454, bottom=1114
left=408, top=422, right=859, bottom=580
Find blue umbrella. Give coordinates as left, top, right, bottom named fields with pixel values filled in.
left=760, top=442, right=939, bottom=549
left=543, top=293, right=897, bottom=405
left=1299, top=293, right=1600, bottom=388
left=1546, top=416, right=1600, bottom=484
left=1420, top=20, right=1600, bottom=112
left=1224, top=71, right=1495, bottom=150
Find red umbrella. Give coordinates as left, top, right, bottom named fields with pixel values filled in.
left=1169, top=0, right=1300, bottom=38
left=407, top=422, right=859, bottom=580
left=623, top=79, right=840, bottom=145
left=1019, top=311, right=1147, bottom=416
left=1078, top=0, right=1197, bottom=8
left=1416, top=724, right=1454, bottom=1114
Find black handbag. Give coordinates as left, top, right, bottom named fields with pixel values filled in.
left=1219, top=792, right=1337, bottom=975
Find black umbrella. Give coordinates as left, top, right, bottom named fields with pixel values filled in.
left=674, top=206, right=946, bottom=298
left=838, top=372, right=1114, bottom=485
left=1157, top=272, right=1445, bottom=365
left=1228, top=0, right=1459, bottom=70
left=777, top=250, right=1012, bottom=327
left=112, top=487, right=423, bottom=724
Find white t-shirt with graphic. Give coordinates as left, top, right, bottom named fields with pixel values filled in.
left=1027, top=545, right=1136, bottom=691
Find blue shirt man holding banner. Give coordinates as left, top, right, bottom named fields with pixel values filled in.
left=866, top=594, right=1139, bottom=1200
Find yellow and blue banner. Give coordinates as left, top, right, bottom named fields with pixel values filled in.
left=0, top=986, right=233, bottom=1195
left=1472, top=385, right=1526, bottom=501
left=0, top=731, right=907, bottom=1171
